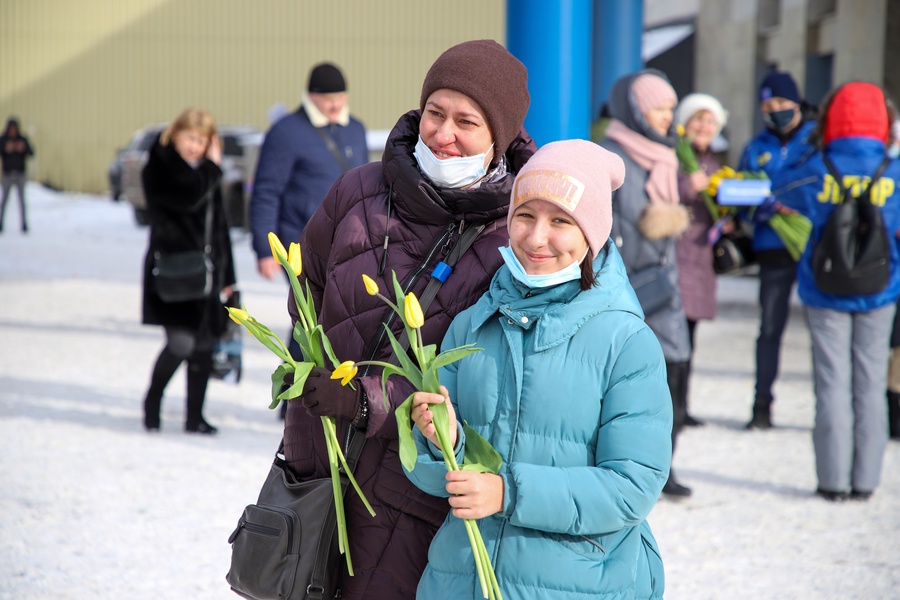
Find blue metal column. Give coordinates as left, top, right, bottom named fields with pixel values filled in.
left=507, top=0, right=593, bottom=146
left=592, top=0, right=643, bottom=120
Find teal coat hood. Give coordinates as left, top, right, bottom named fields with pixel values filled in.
left=406, top=243, right=671, bottom=600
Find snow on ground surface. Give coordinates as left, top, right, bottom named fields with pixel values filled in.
left=1, top=184, right=898, bottom=599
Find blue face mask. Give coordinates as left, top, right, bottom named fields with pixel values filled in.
left=414, top=136, right=492, bottom=188
left=498, top=245, right=588, bottom=288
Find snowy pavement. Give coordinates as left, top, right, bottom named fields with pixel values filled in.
left=1, top=184, right=898, bottom=599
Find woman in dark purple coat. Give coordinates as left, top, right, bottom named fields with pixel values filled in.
left=281, top=40, right=534, bottom=598
left=674, top=93, right=729, bottom=427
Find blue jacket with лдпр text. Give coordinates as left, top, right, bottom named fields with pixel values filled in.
left=774, top=137, right=900, bottom=312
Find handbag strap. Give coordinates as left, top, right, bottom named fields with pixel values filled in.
left=202, top=188, right=214, bottom=255
left=314, top=125, right=352, bottom=173
left=822, top=154, right=890, bottom=205
left=395, top=222, right=487, bottom=349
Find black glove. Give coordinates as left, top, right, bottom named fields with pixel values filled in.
left=301, top=366, right=364, bottom=425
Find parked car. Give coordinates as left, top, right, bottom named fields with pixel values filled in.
left=120, top=124, right=262, bottom=228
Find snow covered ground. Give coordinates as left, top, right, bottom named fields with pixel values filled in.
left=1, top=184, right=898, bottom=599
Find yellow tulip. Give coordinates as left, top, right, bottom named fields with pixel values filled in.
left=362, top=274, right=379, bottom=296
left=228, top=307, right=250, bottom=324
left=404, top=292, right=424, bottom=329
left=268, top=232, right=287, bottom=261
left=331, top=361, right=359, bottom=386
left=288, top=242, right=302, bottom=275
left=676, top=124, right=685, bottom=137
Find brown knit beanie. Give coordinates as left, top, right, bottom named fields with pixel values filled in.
left=420, top=39, right=530, bottom=159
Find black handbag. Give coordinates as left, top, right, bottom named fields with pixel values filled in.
left=226, top=221, right=488, bottom=600
left=151, top=194, right=214, bottom=303
left=226, top=437, right=363, bottom=600
left=713, top=220, right=756, bottom=275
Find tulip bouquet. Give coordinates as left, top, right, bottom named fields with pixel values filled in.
left=675, top=124, right=729, bottom=221
left=705, top=166, right=812, bottom=261
left=353, top=272, right=505, bottom=600
left=225, top=232, right=374, bottom=575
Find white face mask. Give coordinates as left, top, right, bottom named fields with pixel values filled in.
left=414, top=136, right=493, bottom=188
left=498, top=245, right=588, bottom=289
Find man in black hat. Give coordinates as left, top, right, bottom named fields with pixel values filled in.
left=250, top=62, right=368, bottom=280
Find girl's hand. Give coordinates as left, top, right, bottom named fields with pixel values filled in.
left=445, top=471, right=504, bottom=519
left=206, top=134, right=222, bottom=165
left=411, top=385, right=457, bottom=449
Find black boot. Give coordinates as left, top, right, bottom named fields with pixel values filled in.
left=662, top=469, right=692, bottom=498
left=745, top=399, right=772, bottom=430
left=888, top=391, right=900, bottom=440
left=185, top=355, right=217, bottom=434
left=143, top=347, right=182, bottom=431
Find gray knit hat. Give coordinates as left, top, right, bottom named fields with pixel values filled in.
left=420, top=40, right=530, bottom=160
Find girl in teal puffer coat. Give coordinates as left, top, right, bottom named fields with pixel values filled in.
left=406, top=140, right=672, bottom=600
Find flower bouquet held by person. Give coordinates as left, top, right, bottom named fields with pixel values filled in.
left=226, top=232, right=375, bottom=573
left=706, top=164, right=813, bottom=262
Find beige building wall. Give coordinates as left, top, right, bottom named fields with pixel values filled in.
left=0, top=0, right=505, bottom=194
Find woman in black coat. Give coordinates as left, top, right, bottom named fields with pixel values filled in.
left=140, top=108, right=236, bottom=434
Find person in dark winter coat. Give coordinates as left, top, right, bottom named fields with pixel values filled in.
left=774, top=82, right=900, bottom=501
left=140, top=108, right=237, bottom=434
left=0, top=117, right=35, bottom=233
left=249, top=62, right=368, bottom=280
left=674, top=93, right=730, bottom=427
left=282, top=40, right=533, bottom=599
left=739, top=71, right=817, bottom=430
left=599, top=69, right=693, bottom=498
left=407, top=140, right=671, bottom=600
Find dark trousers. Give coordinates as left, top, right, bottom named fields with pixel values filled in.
left=667, top=360, right=690, bottom=449
left=755, top=261, right=797, bottom=405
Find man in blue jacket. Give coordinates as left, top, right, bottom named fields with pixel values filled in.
left=249, top=63, right=368, bottom=416
left=249, top=62, right=368, bottom=280
left=739, top=71, right=816, bottom=430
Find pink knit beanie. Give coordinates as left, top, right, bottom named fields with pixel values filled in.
left=632, top=73, right=678, bottom=115
left=510, top=140, right=626, bottom=260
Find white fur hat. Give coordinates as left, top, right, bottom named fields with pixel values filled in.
left=675, top=93, right=728, bottom=136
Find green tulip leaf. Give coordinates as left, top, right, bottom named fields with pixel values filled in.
left=394, top=395, right=418, bottom=472
left=269, top=362, right=294, bottom=409
left=462, top=423, right=502, bottom=474
left=278, top=361, right=314, bottom=401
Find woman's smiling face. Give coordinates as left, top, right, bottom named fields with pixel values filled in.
left=508, top=198, right=588, bottom=275
left=419, top=88, right=495, bottom=169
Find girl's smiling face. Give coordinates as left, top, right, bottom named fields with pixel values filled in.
left=508, top=198, right=588, bottom=275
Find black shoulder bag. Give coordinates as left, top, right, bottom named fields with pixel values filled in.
left=225, top=221, right=486, bottom=600
left=151, top=192, right=215, bottom=302
left=812, top=155, right=891, bottom=296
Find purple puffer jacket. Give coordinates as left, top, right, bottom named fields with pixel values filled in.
left=675, top=147, right=720, bottom=321
left=283, top=110, right=536, bottom=599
